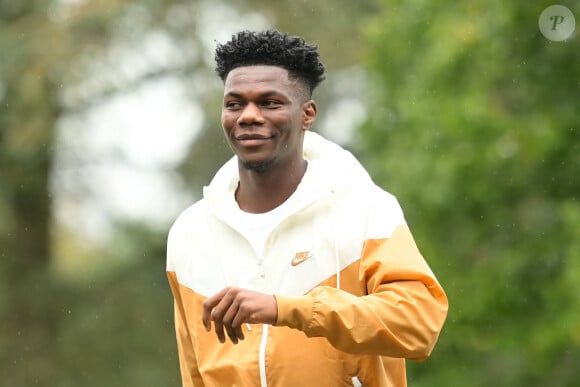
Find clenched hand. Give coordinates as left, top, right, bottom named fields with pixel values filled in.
left=202, top=287, right=278, bottom=344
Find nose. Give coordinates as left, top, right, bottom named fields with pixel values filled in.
left=237, top=102, right=264, bottom=126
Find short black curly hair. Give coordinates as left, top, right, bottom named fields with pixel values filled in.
left=215, top=29, right=326, bottom=95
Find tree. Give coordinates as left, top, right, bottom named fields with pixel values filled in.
left=1, top=1, right=72, bottom=383
left=359, top=1, right=580, bottom=385
left=0, top=0, right=180, bottom=384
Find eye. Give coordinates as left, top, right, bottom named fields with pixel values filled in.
left=262, top=100, right=282, bottom=108
left=224, top=101, right=242, bottom=110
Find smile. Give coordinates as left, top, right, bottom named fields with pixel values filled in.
left=234, top=134, right=274, bottom=146
left=234, top=133, right=274, bottom=141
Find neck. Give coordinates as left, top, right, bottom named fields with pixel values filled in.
left=236, top=158, right=308, bottom=213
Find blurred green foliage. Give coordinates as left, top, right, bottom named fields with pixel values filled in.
left=0, top=0, right=578, bottom=386
left=357, top=1, right=580, bottom=386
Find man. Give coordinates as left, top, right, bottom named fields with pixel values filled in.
left=166, top=29, right=448, bottom=387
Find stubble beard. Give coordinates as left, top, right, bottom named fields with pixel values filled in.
left=241, top=158, right=275, bottom=173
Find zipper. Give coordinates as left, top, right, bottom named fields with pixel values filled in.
left=259, top=324, right=269, bottom=387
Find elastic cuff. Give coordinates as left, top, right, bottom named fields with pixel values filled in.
left=273, top=294, right=314, bottom=332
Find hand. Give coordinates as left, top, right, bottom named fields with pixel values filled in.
left=202, top=287, right=278, bottom=344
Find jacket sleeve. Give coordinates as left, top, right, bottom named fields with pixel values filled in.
left=167, top=271, right=204, bottom=387
left=274, top=225, right=448, bottom=360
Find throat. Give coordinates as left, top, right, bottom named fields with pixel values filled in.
left=236, top=160, right=307, bottom=213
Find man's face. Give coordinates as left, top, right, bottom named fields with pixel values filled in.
left=221, top=65, right=316, bottom=172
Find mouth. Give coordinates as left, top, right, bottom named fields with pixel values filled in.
left=234, top=133, right=273, bottom=141
left=234, top=133, right=274, bottom=146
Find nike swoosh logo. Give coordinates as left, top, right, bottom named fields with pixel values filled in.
left=291, top=251, right=313, bottom=266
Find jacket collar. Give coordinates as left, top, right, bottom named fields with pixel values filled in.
left=203, top=131, right=372, bottom=221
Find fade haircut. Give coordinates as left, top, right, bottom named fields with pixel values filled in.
left=215, top=29, right=326, bottom=96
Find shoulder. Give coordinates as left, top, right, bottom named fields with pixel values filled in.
left=168, top=199, right=206, bottom=237
left=345, top=179, right=402, bottom=215
left=167, top=199, right=207, bottom=254
left=166, top=198, right=209, bottom=271
left=369, top=185, right=402, bottom=209
left=365, top=185, right=407, bottom=239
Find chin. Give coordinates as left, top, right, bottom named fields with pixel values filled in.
left=240, top=158, right=275, bottom=173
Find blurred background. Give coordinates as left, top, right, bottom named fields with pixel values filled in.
left=1, top=0, right=578, bottom=386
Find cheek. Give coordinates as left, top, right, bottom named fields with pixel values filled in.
left=221, top=113, right=233, bottom=131
left=275, top=111, right=297, bottom=128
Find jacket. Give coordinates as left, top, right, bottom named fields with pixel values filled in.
left=166, top=131, right=448, bottom=386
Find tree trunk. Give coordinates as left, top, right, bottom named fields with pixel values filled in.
left=0, top=60, right=59, bottom=385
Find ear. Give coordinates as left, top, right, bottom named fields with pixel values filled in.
left=301, top=100, right=317, bottom=131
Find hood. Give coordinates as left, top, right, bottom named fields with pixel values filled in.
left=203, top=131, right=373, bottom=215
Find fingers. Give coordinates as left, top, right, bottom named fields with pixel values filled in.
left=222, top=299, right=245, bottom=344
left=202, top=288, right=228, bottom=331
left=202, top=287, right=277, bottom=345
left=202, top=287, right=247, bottom=344
left=212, top=307, right=227, bottom=343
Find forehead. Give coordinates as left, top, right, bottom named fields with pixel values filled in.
left=223, top=65, right=296, bottom=96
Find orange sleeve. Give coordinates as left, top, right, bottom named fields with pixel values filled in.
left=167, top=272, right=204, bottom=387
left=276, top=225, right=448, bottom=359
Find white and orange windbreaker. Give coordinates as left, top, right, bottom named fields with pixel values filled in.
left=166, top=131, right=448, bottom=387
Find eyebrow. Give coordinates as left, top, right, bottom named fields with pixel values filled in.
left=223, top=90, right=287, bottom=99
